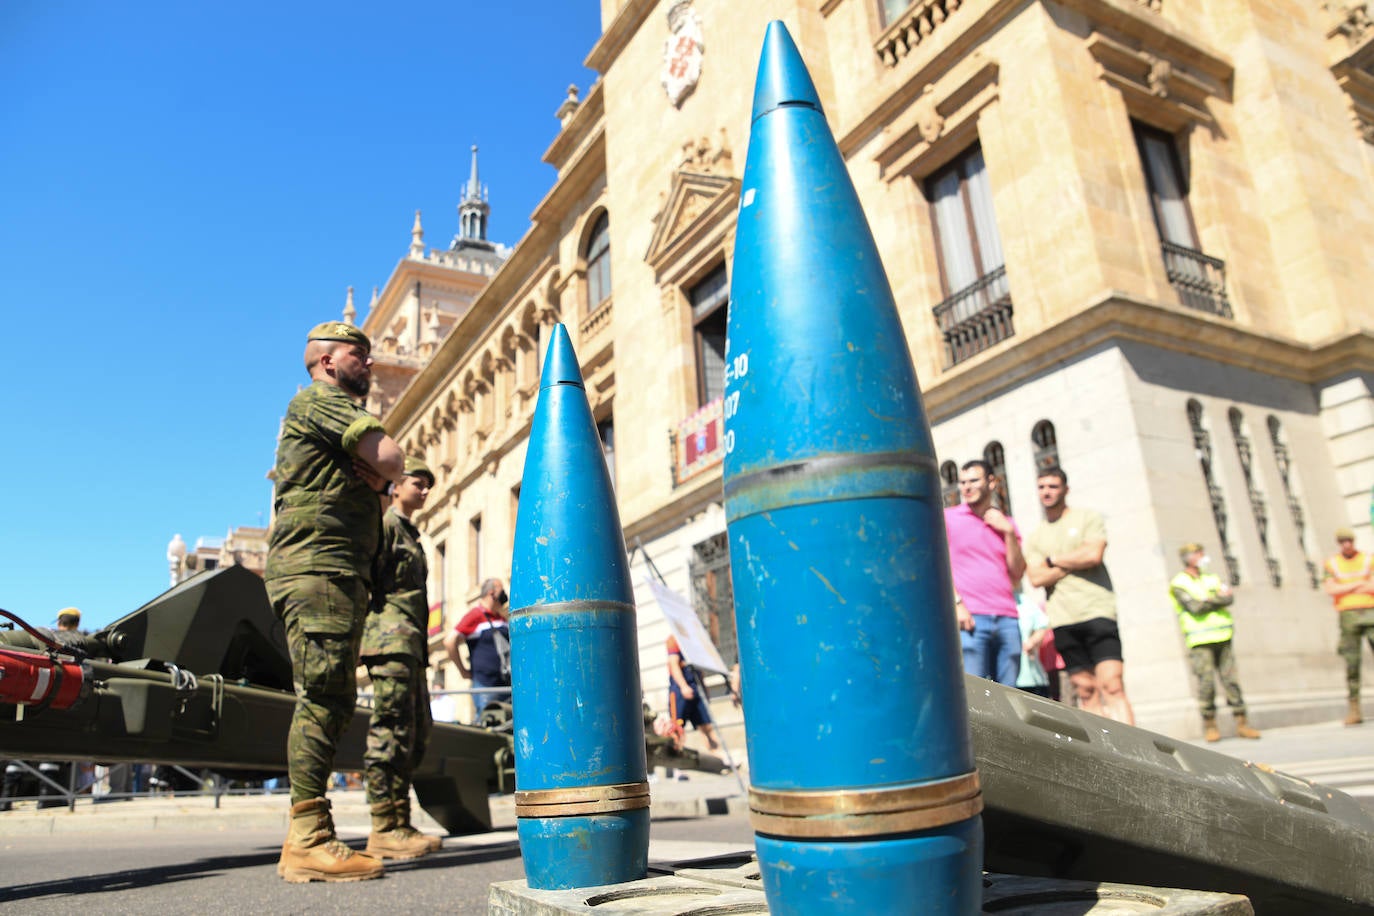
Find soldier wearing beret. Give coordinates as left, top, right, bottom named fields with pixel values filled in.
left=267, top=321, right=404, bottom=883
left=360, top=457, right=441, bottom=860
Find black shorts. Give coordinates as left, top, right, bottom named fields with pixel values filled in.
left=1053, top=617, right=1123, bottom=673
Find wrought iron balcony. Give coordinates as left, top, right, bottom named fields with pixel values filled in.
left=932, top=266, right=1014, bottom=368
left=1161, top=242, right=1232, bottom=318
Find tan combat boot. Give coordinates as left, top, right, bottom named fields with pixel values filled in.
left=278, top=798, right=383, bottom=883
left=1202, top=716, right=1221, bottom=742
left=1346, top=698, right=1364, bottom=726
left=396, top=797, right=443, bottom=853
left=365, top=800, right=434, bottom=860
left=1234, top=714, right=1261, bottom=739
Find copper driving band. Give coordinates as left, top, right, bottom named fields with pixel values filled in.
left=749, top=771, right=982, bottom=838
left=515, top=781, right=651, bottom=818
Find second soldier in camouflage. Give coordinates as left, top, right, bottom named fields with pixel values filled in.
left=362, top=457, right=442, bottom=859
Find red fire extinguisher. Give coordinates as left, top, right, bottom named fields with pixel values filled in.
left=0, top=648, right=89, bottom=710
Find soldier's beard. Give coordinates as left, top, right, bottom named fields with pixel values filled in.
left=337, top=367, right=371, bottom=398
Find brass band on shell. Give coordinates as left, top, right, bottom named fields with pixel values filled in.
left=514, top=781, right=651, bottom=818
left=749, top=771, right=983, bottom=838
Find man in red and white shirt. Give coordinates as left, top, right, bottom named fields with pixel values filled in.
left=443, top=578, right=511, bottom=722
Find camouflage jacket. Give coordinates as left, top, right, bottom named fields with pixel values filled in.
left=265, top=380, right=386, bottom=583
left=361, top=507, right=430, bottom=660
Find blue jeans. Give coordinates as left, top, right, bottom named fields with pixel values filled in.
left=961, top=614, right=1021, bottom=686
left=471, top=680, right=511, bottom=723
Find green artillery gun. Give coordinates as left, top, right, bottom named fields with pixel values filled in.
left=0, top=566, right=723, bottom=834
left=2, top=565, right=1371, bottom=913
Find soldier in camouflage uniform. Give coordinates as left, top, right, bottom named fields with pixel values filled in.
left=1322, top=527, right=1374, bottom=725
left=362, top=457, right=441, bottom=860
left=266, top=322, right=404, bottom=884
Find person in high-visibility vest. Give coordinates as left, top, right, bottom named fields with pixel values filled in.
left=1169, top=543, right=1261, bottom=742
left=1321, top=527, right=1374, bottom=726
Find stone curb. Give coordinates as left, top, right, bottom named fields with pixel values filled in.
left=0, top=790, right=749, bottom=838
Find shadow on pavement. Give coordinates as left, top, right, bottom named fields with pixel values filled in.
left=0, top=840, right=523, bottom=903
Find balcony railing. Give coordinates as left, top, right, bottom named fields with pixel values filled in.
left=669, top=397, right=724, bottom=487
left=1161, top=242, right=1232, bottom=318
left=876, top=0, right=963, bottom=68
left=580, top=298, right=613, bottom=344
left=932, top=266, right=1013, bottom=368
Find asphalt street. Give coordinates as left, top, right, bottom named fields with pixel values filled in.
left=0, top=718, right=1368, bottom=914
left=0, top=810, right=757, bottom=915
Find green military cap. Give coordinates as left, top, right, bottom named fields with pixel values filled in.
left=1335, top=527, right=1356, bottom=541
left=1178, top=542, right=1204, bottom=562
left=307, top=321, right=371, bottom=353
left=403, top=456, right=435, bottom=485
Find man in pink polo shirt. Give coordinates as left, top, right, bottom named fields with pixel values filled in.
left=944, top=460, right=1026, bottom=685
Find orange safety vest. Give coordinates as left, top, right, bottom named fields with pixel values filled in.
left=1325, top=551, right=1374, bottom=612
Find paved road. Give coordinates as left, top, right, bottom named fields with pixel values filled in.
left=0, top=718, right=1367, bottom=914
left=0, top=811, right=757, bottom=915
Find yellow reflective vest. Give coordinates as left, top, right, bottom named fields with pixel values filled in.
left=1169, top=571, right=1234, bottom=648
left=1325, top=552, right=1374, bottom=612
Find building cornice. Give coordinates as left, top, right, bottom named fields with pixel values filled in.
left=385, top=247, right=558, bottom=434
left=531, top=129, right=607, bottom=227
left=842, top=0, right=1232, bottom=157
left=622, top=465, right=725, bottom=545
left=922, top=292, right=1374, bottom=421
left=362, top=253, right=492, bottom=340
left=585, top=0, right=658, bottom=75
left=544, top=80, right=606, bottom=173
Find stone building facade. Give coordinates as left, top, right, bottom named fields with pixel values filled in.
left=370, top=0, right=1374, bottom=740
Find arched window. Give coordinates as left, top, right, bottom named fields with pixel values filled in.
left=1187, top=399, right=1239, bottom=585
left=1229, top=408, right=1280, bottom=587
left=1031, top=420, right=1058, bottom=472
left=1267, top=416, right=1319, bottom=588
left=983, top=441, right=1011, bottom=516
left=584, top=212, right=611, bottom=312
left=940, top=460, right=959, bottom=508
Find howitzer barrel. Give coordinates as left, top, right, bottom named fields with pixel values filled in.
left=969, top=676, right=1374, bottom=915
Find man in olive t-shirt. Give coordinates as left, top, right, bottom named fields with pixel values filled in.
left=1024, top=466, right=1135, bottom=725
left=266, top=321, right=404, bottom=883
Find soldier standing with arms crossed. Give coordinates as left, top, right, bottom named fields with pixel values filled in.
left=267, top=322, right=404, bottom=883
left=361, top=457, right=442, bottom=859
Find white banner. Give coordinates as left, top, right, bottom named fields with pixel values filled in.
left=646, top=579, right=729, bottom=675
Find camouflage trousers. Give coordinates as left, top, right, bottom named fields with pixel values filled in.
left=1338, top=608, right=1374, bottom=699
left=361, top=655, right=432, bottom=807
left=1189, top=639, right=1245, bottom=718
left=267, top=573, right=368, bottom=805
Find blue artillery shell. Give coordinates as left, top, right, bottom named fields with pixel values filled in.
left=509, top=323, right=648, bottom=890
left=723, top=21, right=981, bottom=915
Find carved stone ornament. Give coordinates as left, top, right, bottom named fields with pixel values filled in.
left=678, top=129, right=733, bottom=175
left=1146, top=54, right=1172, bottom=98
left=662, top=1, right=704, bottom=108
left=1327, top=1, right=1374, bottom=46
left=913, top=85, right=945, bottom=143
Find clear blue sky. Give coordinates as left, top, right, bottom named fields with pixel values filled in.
left=1, top=1, right=602, bottom=630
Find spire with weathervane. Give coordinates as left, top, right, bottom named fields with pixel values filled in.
left=453, top=145, right=495, bottom=252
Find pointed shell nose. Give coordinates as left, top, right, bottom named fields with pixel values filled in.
left=539, top=323, right=586, bottom=390
left=750, top=20, right=824, bottom=122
